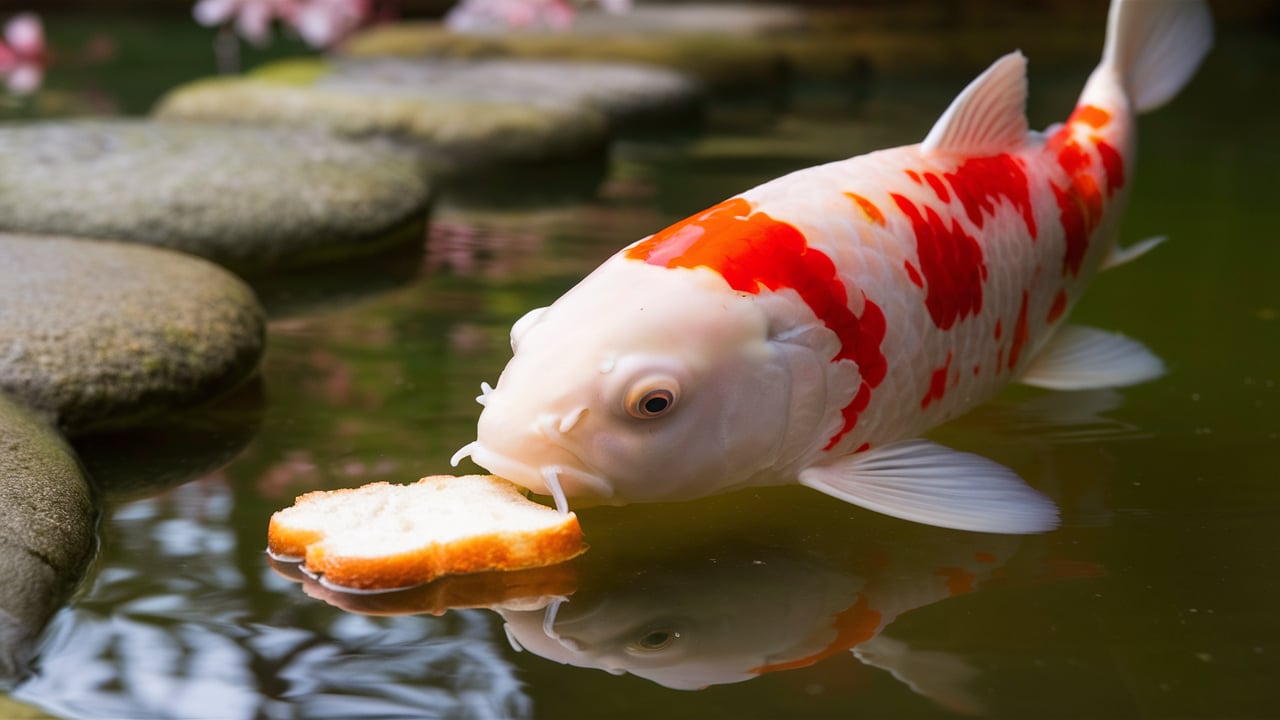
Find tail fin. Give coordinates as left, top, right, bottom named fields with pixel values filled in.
left=1101, top=0, right=1213, bottom=113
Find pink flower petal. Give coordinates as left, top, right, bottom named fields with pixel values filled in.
left=4, top=13, right=43, bottom=58
left=6, top=63, right=41, bottom=95
left=193, top=0, right=239, bottom=27
left=237, top=1, right=276, bottom=45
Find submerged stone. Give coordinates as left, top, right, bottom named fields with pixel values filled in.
left=0, top=119, right=431, bottom=271
left=154, top=59, right=613, bottom=174
left=0, top=393, right=95, bottom=686
left=0, top=235, right=265, bottom=433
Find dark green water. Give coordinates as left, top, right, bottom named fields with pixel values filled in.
left=5, top=12, right=1280, bottom=720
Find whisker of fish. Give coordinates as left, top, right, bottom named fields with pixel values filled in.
left=541, top=466, right=570, bottom=515
left=449, top=441, right=478, bottom=468
left=476, top=381, right=494, bottom=407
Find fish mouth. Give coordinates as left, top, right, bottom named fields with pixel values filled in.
left=451, top=440, right=614, bottom=514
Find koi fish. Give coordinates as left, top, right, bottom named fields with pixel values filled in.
left=452, top=0, right=1213, bottom=533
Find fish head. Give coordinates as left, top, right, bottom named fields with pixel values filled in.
left=460, top=254, right=803, bottom=506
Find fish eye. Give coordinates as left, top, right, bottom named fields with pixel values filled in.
left=626, top=377, right=679, bottom=419
left=629, top=628, right=681, bottom=653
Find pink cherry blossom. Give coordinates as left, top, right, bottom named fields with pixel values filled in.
left=193, top=0, right=370, bottom=49
left=444, top=0, right=631, bottom=32
left=0, top=13, right=45, bottom=95
left=194, top=0, right=297, bottom=46
left=292, top=0, right=370, bottom=47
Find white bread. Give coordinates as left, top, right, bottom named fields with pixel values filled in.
left=267, top=474, right=586, bottom=592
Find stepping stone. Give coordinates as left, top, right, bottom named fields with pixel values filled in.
left=313, top=57, right=703, bottom=132
left=341, top=19, right=789, bottom=95
left=154, top=59, right=614, bottom=174
left=0, top=234, right=265, bottom=433
left=0, top=393, right=95, bottom=685
left=0, top=119, right=432, bottom=271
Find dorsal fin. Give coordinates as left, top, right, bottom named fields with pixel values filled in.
left=921, top=51, right=1029, bottom=156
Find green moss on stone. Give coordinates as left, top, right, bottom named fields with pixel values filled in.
left=249, top=57, right=332, bottom=86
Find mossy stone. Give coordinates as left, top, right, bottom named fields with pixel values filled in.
left=0, top=119, right=432, bottom=271
left=0, top=393, right=95, bottom=685
left=155, top=66, right=611, bottom=174
left=0, top=234, right=266, bottom=432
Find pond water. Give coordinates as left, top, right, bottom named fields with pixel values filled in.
left=6, top=12, right=1280, bottom=720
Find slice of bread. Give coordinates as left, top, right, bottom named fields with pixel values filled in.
left=267, top=474, right=586, bottom=592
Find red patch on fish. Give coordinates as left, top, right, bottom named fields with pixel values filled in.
left=1095, top=140, right=1125, bottom=194
left=1056, top=140, right=1092, bottom=176
left=936, top=567, right=975, bottom=596
left=1048, top=107, right=1123, bottom=277
left=891, top=194, right=987, bottom=330
left=903, top=260, right=923, bottom=288
left=1070, top=104, right=1111, bottom=129
left=924, top=173, right=951, bottom=203
left=1046, top=289, right=1068, bottom=324
left=1052, top=174, right=1103, bottom=278
left=921, top=352, right=952, bottom=410
left=846, top=192, right=886, bottom=226
left=748, top=593, right=882, bottom=674
left=1007, top=290, right=1030, bottom=370
left=942, top=154, right=1037, bottom=238
left=627, top=197, right=887, bottom=449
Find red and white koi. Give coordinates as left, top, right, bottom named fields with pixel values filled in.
left=452, top=0, right=1213, bottom=533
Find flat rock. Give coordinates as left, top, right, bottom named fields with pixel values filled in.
left=154, top=60, right=612, bottom=174
left=466, top=3, right=812, bottom=36
left=0, top=393, right=95, bottom=686
left=340, top=21, right=789, bottom=94
left=0, top=235, right=266, bottom=432
left=0, top=119, right=432, bottom=271
left=314, top=57, right=703, bottom=132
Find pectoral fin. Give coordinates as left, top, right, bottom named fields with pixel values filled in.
left=854, top=636, right=985, bottom=716
left=1101, top=236, right=1165, bottom=271
left=1018, top=324, right=1165, bottom=391
left=798, top=440, right=1059, bottom=534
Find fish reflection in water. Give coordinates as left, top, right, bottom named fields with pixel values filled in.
left=499, top=533, right=1023, bottom=713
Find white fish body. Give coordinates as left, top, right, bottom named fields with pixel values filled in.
left=453, top=0, right=1213, bottom=534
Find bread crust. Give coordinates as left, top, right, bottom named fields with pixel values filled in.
left=267, top=475, right=586, bottom=592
